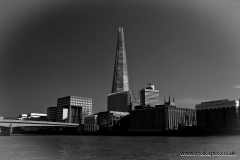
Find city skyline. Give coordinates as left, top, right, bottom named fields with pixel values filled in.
left=1, top=0, right=240, bottom=117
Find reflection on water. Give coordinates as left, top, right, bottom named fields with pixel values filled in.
left=0, top=135, right=239, bottom=160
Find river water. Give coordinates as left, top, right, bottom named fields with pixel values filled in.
left=0, top=135, right=239, bottom=160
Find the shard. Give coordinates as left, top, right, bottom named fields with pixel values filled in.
left=111, top=27, right=129, bottom=93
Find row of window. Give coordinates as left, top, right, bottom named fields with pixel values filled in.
left=71, top=98, right=92, bottom=102
left=71, top=103, right=92, bottom=106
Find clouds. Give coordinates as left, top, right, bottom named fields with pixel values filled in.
left=233, top=85, right=240, bottom=89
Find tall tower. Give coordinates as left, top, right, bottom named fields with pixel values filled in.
left=111, top=27, right=129, bottom=93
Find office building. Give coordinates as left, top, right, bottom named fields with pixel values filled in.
left=98, top=111, right=129, bottom=131
left=107, top=27, right=132, bottom=112
left=84, top=114, right=99, bottom=133
left=56, top=96, right=92, bottom=124
left=111, top=27, right=129, bottom=93
left=130, top=102, right=196, bottom=131
left=107, top=91, right=132, bottom=112
left=196, top=99, right=240, bottom=131
left=47, top=107, right=57, bottom=122
left=19, top=114, right=27, bottom=120
left=140, top=84, right=159, bottom=107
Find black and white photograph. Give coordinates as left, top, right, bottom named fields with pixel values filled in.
left=0, top=0, right=239, bottom=159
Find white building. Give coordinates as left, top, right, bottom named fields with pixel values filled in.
left=19, top=114, right=28, bottom=120
left=140, top=84, right=160, bottom=107
left=27, top=113, right=47, bottom=118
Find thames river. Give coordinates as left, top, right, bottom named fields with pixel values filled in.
left=0, top=135, right=239, bottom=160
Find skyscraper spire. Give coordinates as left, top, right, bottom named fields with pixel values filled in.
left=111, top=27, right=129, bottom=93
left=168, top=96, right=171, bottom=104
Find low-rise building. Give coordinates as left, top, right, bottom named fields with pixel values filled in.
left=84, top=114, right=99, bottom=132
left=196, top=99, right=240, bottom=131
left=130, top=104, right=196, bottom=131
left=98, top=111, right=129, bottom=131
left=19, top=114, right=27, bottom=120
left=27, top=113, right=47, bottom=118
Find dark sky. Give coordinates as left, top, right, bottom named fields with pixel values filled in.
left=1, top=0, right=240, bottom=117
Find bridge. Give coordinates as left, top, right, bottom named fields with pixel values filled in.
left=0, top=119, right=79, bottom=136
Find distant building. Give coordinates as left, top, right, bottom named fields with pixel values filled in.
left=131, top=100, right=140, bottom=110
left=47, top=107, right=57, bottom=122
left=107, top=91, right=132, bottom=112
left=23, top=113, right=48, bottom=121
left=98, top=111, right=129, bottom=131
left=19, top=114, right=27, bottom=120
left=84, top=114, right=99, bottom=132
left=196, top=99, right=240, bottom=131
left=140, top=84, right=159, bottom=107
left=27, top=113, right=47, bottom=118
left=130, top=102, right=196, bottom=131
left=56, top=96, right=92, bottom=124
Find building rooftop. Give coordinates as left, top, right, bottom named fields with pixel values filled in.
left=57, top=96, right=92, bottom=100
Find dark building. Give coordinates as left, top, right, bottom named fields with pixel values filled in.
left=56, top=96, right=92, bottom=124
left=196, top=99, right=240, bottom=131
left=107, top=91, right=132, bottom=112
left=140, top=84, right=159, bottom=107
left=98, top=111, right=129, bottom=131
left=130, top=102, right=196, bottom=131
left=47, top=107, right=57, bottom=122
left=84, top=114, right=99, bottom=133
left=130, top=100, right=140, bottom=110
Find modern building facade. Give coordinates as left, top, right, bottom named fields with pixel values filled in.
left=84, top=114, right=99, bottom=133
left=107, top=91, right=132, bottom=112
left=196, top=99, right=240, bottom=131
left=130, top=104, right=196, bottom=131
left=56, top=96, right=92, bottom=124
left=98, top=111, right=129, bottom=131
left=111, top=27, right=129, bottom=93
left=140, top=84, right=159, bottom=107
left=47, top=107, right=57, bottom=122
left=107, top=27, right=132, bottom=112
